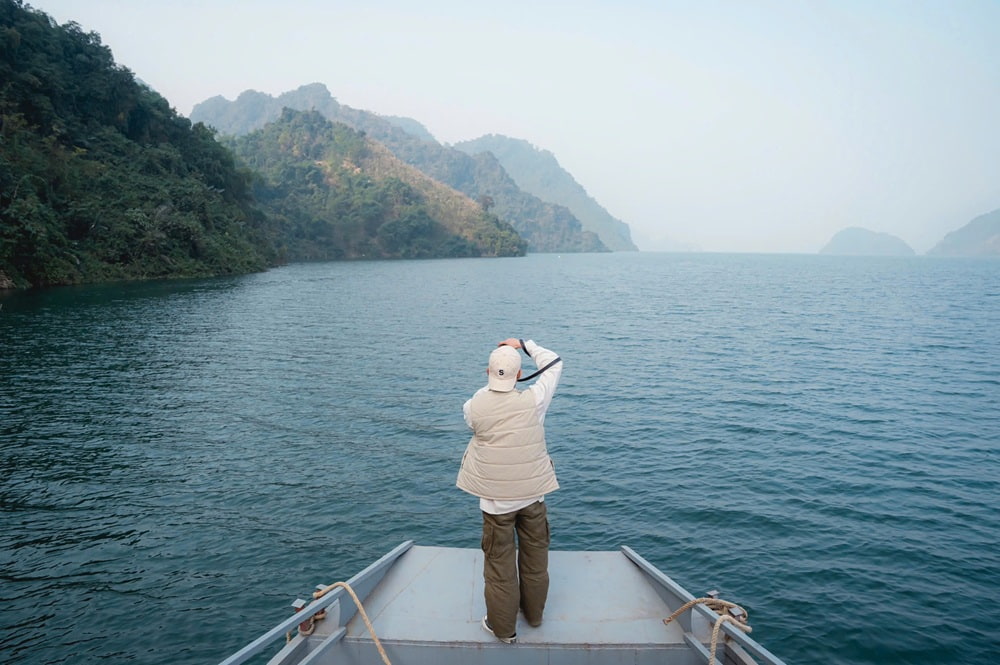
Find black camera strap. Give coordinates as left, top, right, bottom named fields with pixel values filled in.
left=517, top=356, right=562, bottom=382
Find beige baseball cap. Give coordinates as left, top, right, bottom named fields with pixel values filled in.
left=487, top=345, right=521, bottom=392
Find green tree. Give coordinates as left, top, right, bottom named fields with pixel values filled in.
left=0, top=0, right=277, bottom=287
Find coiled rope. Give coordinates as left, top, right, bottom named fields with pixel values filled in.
left=662, top=597, right=752, bottom=665
left=288, top=581, right=392, bottom=665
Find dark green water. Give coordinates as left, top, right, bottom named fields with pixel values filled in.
left=1, top=253, right=998, bottom=664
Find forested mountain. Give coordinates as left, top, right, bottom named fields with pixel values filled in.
left=819, top=227, right=915, bottom=256
left=0, top=3, right=527, bottom=289
left=226, top=109, right=525, bottom=260
left=191, top=83, right=608, bottom=253
left=453, top=134, right=637, bottom=251
left=0, top=0, right=277, bottom=288
left=927, top=209, right=1000, bottom=257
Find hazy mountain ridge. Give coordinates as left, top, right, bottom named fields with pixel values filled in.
left=453, top=134, right=637, bottom=251
left=190, top=83, right=609, bottom=253
left=382, top=115, right=437, bottom=143
left=7, top=0, right=993, bottom=291
left=820, top=227, right=915, bottom=256
left=927, top=209, right=1000, bottom=257
left=225, top=109, right=525, bottom=260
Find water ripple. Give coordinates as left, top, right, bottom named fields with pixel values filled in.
left=1, top=255, right=999, bottom=664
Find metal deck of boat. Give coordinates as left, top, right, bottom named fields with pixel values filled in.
left=335, top=546, right=683, bottom=648
left=222, top=541, right=786, bottom=665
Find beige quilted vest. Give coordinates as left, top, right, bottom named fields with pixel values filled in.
left=456, top=388, right=559, bottom=500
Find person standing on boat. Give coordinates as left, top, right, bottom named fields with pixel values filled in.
left=457, top=337, right=563, bottom=644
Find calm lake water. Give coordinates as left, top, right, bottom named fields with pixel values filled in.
left=1, top=252, right=998, bottom=665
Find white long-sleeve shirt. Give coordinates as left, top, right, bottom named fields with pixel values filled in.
left=462, top=340, right=562, bottom=515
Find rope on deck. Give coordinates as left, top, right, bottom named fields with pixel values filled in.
left=663, top=597, right=752, bottom=665
left=293, top=581, right=392, bottom=665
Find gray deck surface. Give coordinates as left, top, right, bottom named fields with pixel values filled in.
left=336, top=546, right=685, bottom=646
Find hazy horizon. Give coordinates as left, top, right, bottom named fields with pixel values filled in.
left=31, top=1, right=1000, bottom=254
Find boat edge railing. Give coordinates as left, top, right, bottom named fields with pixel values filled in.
left=217, top=540, right=415, bottom=665
left=620, top=546, right=788, bottom=665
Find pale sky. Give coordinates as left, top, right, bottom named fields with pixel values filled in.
left=31, top=0, right=1000, bottom=253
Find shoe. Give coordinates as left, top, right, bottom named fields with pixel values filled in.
left=481, top=615, right=516, bottom=643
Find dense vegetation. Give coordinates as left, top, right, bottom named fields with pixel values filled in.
left=0, top=0, right=276, bottom=288
left=0, top=3, right=527, bottom=289
left=191, top=83, right=609, bottom=253
left=226, top=109, right=525, bottom=260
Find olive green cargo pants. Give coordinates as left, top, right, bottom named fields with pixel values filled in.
left=481, top=500, right=550, bottom=639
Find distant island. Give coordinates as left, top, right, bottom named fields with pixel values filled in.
left=820, top=210, right=1000, bottom=258
left=927, top=209, right=1000, bottom=257
left=819, top=227, right=915, bottom=256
